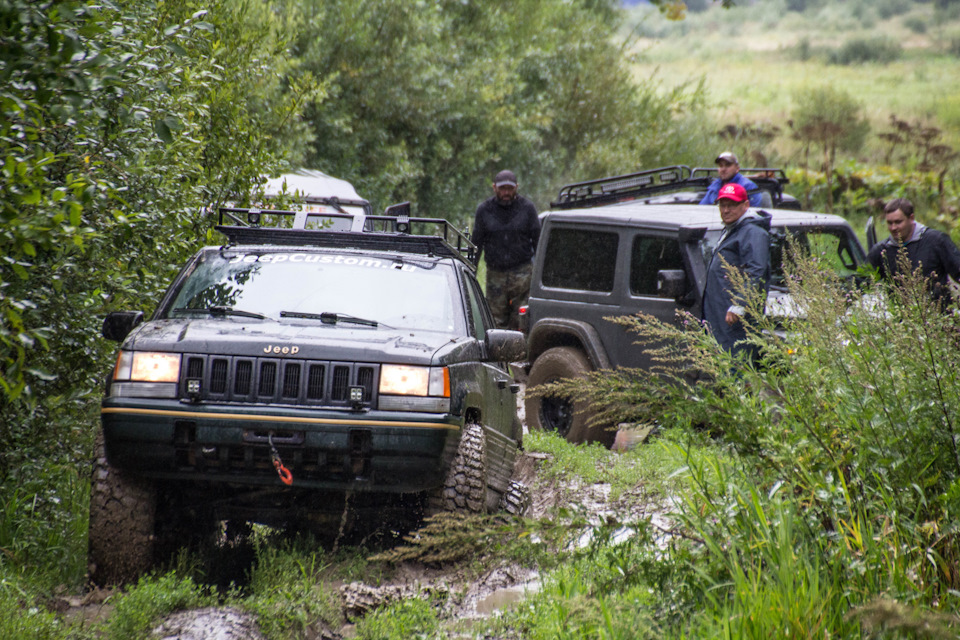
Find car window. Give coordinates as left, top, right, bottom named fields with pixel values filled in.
left=630, top=235, right=685, bottom=296
left=463, top=272, right=492, bottom=340
left=771, top=228, right=864, bottom=287
left=541, top=227, right=619, bottom=292
left=163, top=251, right=460, bottom=332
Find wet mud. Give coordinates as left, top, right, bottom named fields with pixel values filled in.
left=65, top=385, right=659, bottom=638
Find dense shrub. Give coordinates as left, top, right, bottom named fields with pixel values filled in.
left=904, top=15, right=928, bottom=33
left=0, top=0, right=312, bottom=583
left=828, top=36, right=903, bottom=64
left=543, top=251, right=960, bottom=634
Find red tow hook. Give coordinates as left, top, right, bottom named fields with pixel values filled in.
left=268, top=432, right=294, bottom=486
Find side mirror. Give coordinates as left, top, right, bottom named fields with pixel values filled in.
left=102, top=311, right=144, bottom=342
left=485, top=329, right=527, bottom=362
left=865, top=216, right=877, bottom=251
left=657, top=269, right=687, bottom=299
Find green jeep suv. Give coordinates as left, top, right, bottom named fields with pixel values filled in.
left=89, top=203, right=527, bottom=585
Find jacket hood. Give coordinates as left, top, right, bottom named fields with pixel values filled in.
left=733, top=209, right=772, bottom=232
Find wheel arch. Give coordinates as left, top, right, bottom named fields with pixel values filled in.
left=527, top=319, right=610, bottom=370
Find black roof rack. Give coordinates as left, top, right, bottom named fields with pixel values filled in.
left=552, top=165, right=695, bottom=209
left=551, top=165, right=793, bottom=210
left=215, top=203, right=477, bottom=267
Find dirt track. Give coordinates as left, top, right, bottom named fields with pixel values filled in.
left=65, top=387, right=650, bottom=639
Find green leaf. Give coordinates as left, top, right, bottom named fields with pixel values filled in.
left=25, top=368, right=57, bottom=382
left=155, top=119, right=173, bottom=144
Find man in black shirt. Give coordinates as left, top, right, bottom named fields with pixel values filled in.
left=868, top=197, right=960, bottom=308
left=472, top=170, right=540, bottom=329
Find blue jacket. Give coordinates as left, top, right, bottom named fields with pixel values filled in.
left=699, top=173, right=764, bottom=207
left=702, top=211, right=771, bottom=355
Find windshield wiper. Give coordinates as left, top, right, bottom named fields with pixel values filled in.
left=174, top=306, right=272, bottom=320
left=280, top=310, right=382, bottom=327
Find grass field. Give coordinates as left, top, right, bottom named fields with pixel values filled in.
left=624, top=1, right=960, bottom=161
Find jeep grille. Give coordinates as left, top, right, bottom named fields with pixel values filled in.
left=181, top=355, right=378, bottom=407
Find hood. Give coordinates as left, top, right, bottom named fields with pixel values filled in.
left=122, top=317, right=472, bottom=366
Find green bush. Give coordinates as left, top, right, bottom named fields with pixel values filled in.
left=104, top=572, right=211, bottom=640
left=354, top=599, right=440, bottom=640
left=828, top=36, right=903, bottom=64
left=545, top=250, right=960, bottom=634
left=0, top=579, right=69, bottom=640
left=904, top=15, right=928, bottom=33
left=0, top=461, right=89, bottom=585
left=245, top=538, right=344, bottom=639
left=875, top=0, right=913, bottom=20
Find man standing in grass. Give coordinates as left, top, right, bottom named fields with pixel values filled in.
left=702, top=183, right=771, bottom=362
left=699, top=151, right=764, bottom=207
left=868, top=197, right=960, bottom=307
left=471, top=169, right=541, bottom=330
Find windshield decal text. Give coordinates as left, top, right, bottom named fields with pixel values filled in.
left=228, top=253, right=416, bottom=271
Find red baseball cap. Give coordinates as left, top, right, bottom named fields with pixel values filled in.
left=717, top=183, right=748, bottom=203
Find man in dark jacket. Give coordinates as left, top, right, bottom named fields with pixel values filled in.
left=699, top=151, right=764, bottom=207
left=867, top=197, right=960, bottom=307
left=702, top=182, right=771, bottom=361
left=472, top=169, right=540, bottom=329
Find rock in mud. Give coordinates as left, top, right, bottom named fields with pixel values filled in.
left=152, top=606, right=265, bottom=640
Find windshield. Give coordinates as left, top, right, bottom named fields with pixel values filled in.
left=700, top=226, right=865, bottom=289
left=162, top=250, right=460, bottom=333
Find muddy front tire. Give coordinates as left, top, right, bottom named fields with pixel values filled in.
left=429, top=422, right=488, bottom=515
left=87, top=432, right=157, bottom=586
left=525, top=347, right=614, bottom=447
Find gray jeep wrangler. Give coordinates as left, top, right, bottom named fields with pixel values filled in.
left=522, top=169, right=867, bottom=446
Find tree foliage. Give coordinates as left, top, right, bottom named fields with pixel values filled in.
left=0, top=0, right=313, bottom=474
left=789, top=86, right=870, bottom=212
left=288, top=0, right=707, bottom=223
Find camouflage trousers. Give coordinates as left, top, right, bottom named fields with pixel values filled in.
left=486, top=262, right=533, bottom=330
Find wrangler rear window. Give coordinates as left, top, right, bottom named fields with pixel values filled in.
left=541, top=228, right=618, bottom=292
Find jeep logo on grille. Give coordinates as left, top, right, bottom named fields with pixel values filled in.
left=264, top=345, right=300, bottom=355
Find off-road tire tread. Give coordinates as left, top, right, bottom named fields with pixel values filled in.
left=429, top=422, right=488, bottom=515
left=499, top=480, right=531, bottom=516
left=87, top=431, right=157, bottom=586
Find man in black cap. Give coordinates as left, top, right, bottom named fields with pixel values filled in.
left=699, top=151, right=764, bottom=207
left=471, top=169, right=540, bottom=329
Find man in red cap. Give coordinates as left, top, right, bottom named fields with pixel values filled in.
left=701, top=182, right=771, bottom=361
left=471, top=169, right=540, bottom=329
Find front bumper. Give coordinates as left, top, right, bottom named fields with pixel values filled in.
left=101, top=398, right=461, bottom=493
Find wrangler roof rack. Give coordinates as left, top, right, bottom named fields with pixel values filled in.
left=552, top=165, right=693, bottom=209
left=215, top=202, right=477, bottom=267
left=551, top=165, right=792, bottom=210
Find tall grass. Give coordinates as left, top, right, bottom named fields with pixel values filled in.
left=0, top=461, right=89, bottom=586
left=529, top=249, right=960, bottom=637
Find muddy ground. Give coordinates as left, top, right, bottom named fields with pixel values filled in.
left=62, top=386, right=656, bottom=639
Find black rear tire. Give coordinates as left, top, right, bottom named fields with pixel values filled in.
left=525, top=346, right=614, bottom=447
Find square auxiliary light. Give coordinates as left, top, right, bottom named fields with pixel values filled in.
left=186, top=378, right=202, bottom=395
left=349, top=385, right=365, bottom=409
